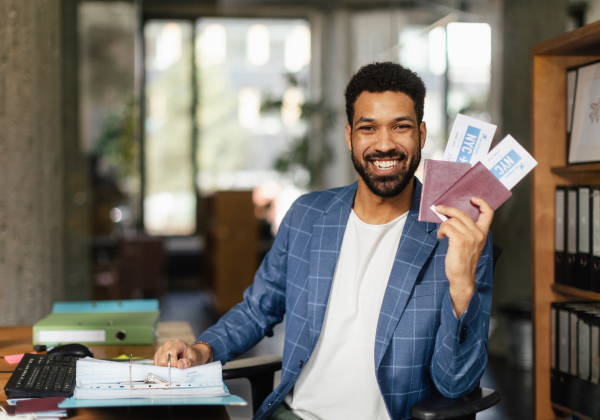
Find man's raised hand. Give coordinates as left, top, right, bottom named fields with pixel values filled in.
left=154, top=339, right=211, bottom=369
left=434, top=197, right=494, bottom=317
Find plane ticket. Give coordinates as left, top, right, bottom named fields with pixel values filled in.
left=480, top=135, right=538, bottom=190
left=443, top=114, right=497, bottom=165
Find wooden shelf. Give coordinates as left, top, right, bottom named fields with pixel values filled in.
left=551, top=163, right=600, bottom=174
left=531, top=21, right=600, bottom=420
left=551, top=403, right=593, bottom=420
left=551, top=283, right=600, bottom=301
left=532, top=19, right=600, bottom=56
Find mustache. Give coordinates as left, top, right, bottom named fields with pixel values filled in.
left=364, top=150, right=407, bottom=161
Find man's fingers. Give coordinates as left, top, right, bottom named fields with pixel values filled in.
left=439, top=215, right=471, bottom=235
left=155, top=339, right=188, bottom=367
left=471, top=197, right=494, bottom=231
left=437, top=221, right=460, bottom=240
left=435, top=205, right=477, bottom=232
left=177, top=358, right=192, bottom=369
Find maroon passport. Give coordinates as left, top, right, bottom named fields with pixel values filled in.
left=15, top=397, right=65, bottom=415
left=418, top=160, right=471, bottom=223
left=431, top=162, right=512, bottom=222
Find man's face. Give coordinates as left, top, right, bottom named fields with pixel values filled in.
left=345, top=91, right=426, bottom=198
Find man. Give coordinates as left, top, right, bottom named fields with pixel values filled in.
left=155, top=62, right=494, bottom=420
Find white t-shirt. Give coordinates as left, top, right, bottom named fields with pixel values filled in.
left=285, top=209, right=408, bottom=420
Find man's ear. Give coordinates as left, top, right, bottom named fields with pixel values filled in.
left=345, top=124, right=352, bottom=151
left=419, top=121, right=427, bottom=149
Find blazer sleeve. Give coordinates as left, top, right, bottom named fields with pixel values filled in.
left=429, top=232, right=494, bottom=398
left=196, top=205, right=292, bottom=364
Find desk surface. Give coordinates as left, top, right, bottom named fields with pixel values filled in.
left=0, top=324, right=230, bottom=419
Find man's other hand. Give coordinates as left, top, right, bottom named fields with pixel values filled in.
left=154, top=339, right=211, bottom=369
left=434, top=197, right=494, bottom=318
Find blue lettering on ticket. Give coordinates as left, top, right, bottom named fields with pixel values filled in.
left=491, top=149, right=522, bottom=180
left=457, top=126, right=481, bottom=163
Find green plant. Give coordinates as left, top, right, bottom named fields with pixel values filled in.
left=94, top=95, right=137, bottom=179
left=262, top=76, right=335, bottom=188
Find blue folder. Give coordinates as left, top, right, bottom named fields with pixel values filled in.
left=59, top=383, right=246, bottom=408
left=52, top=299, right=159, bottom=313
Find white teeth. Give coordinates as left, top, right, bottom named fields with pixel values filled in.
left=373, top=160, right=399, bottom=169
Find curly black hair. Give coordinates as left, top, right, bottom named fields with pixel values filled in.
left=344, top=62, right=426, bottom=126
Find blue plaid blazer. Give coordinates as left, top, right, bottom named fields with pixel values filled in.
left=199, top=179, right=493, bottom=420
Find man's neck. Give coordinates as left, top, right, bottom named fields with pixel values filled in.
left=352, top=177, right=415, bottom=225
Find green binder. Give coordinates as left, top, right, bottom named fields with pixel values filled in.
left=33, top=300, right=160, bottom=345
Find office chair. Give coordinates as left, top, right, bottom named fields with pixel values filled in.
left=222, top=244, right=503, bottom=419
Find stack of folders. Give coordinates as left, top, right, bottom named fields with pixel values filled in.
left=555, top=186, right=600, bottom=292
left=550, top=302, right=600, bottom=417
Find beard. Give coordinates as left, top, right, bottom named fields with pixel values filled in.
left=351, top=146, right=421, bottom=198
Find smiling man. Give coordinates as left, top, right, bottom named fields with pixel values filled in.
left=154, top=62, right=494, bottom=420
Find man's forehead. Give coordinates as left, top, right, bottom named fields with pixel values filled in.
left=353, top=91, right=417, bottom=122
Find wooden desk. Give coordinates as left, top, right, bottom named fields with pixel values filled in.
left=0, top=324, right=230, bottom=419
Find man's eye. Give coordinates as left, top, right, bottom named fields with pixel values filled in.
left=358, top=126, right=374, bottom=131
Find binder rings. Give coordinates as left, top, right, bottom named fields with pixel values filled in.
left=555, top=187, right=567, bottom=285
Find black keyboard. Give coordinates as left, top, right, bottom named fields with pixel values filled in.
left=4, top=353, right=79, bottom=398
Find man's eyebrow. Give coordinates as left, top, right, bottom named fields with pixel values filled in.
left=354, top=116, right=374, bottom=125
left=354, top=115, right=416, bottom=126
left=394, top=116, right=415, bottom=123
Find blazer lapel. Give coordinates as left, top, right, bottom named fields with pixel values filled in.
left=374, top=180, right=439, bottom=369
left=307, top=183, right=356, bottom=347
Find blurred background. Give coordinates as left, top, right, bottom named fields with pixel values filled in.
left=1, top=0, right=598, bottom=418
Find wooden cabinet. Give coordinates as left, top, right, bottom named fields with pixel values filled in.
left=204, top=191, right=259, bottom=314
left=531, top=21, right=600, bottom=419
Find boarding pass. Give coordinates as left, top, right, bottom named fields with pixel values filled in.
left=443, top=114, right=497, bottom=165
left=481, top=135, right=537, bottom=190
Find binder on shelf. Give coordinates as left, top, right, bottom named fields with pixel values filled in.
left=567, top=186, right=579, bottom=288
left=590, top=311, right=600, bottom=385
left=578, top=311, right=592, bottom=381
left=578, top=186, right=593, bottom=290
left=570, top=307, right=578, bottom=376
left=550, top=302, right=566, bottom=406
left=592, top=186, right=600, bottom=293
left=551, top=304, right=557, bottom=370
left=555, top=186, right=568, bottom=285
left=558, top=305, right=571, bottom=374
left=550, top=301, right=600, bottom=414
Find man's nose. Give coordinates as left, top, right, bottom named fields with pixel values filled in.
left=373, top=128, right=396, bottom=152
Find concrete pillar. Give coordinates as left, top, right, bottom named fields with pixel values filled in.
left=62, top=0, right=91, bottom=301
left=0, top=0, right=64, bottom=324
left=321, top=9, right=355, bottom=190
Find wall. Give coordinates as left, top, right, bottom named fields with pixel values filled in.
left=488, top=0, right=568, bottom=356
left=0, top=0, right=65, bottom=324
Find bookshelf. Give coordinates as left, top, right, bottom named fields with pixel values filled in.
left=531, top=21, right=600, bottom=419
